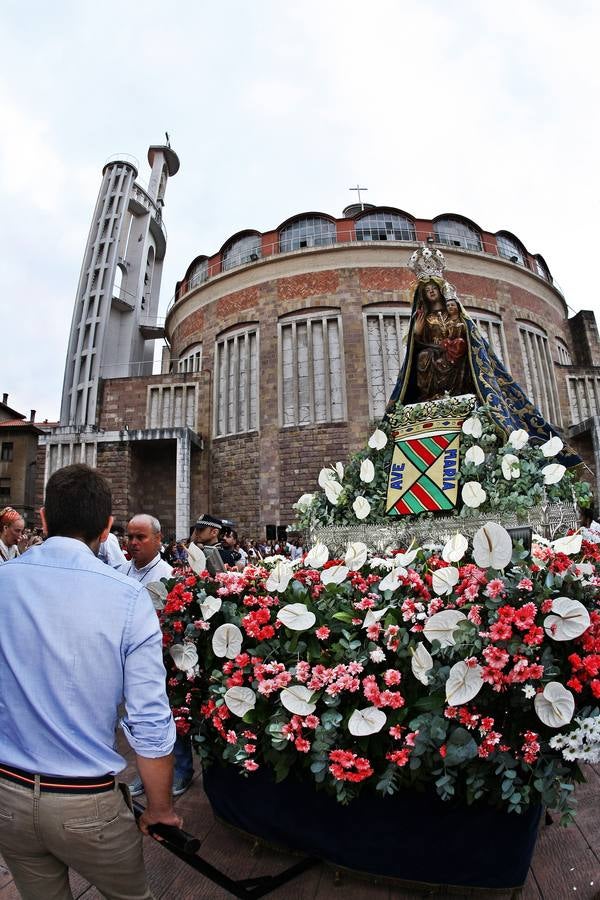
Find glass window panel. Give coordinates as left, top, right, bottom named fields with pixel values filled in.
left=279, top=217, right=336, bottom=253
left=364, top=310, right=410, bottom=417
left=434, top=219, right=482, bottom=251
left=355, top=212, right=415, bottom=242
left=280, top=314, right=345, bottom=425
left=497, top=234, right=525, bottom=265
left=214, top=328, right=259, bottom=436
left=222, top=235, right=261, bottom=271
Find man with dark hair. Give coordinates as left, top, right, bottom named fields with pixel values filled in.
left=0, top=464, right=180, bottom=899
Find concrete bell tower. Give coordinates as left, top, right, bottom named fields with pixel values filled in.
left=60, top=143, right=180, bottom=427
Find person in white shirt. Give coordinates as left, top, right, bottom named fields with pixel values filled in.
left=0, top=507, right=25, bottom=563
left=119, top=515, right=173, bottom=584
left=98, top=530, right=127, bottom=567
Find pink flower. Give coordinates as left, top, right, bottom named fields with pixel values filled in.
left=482, top=646, right=510, bottom=670
left=517, top=578, right=533, bottom=591
left=244, top=760, right=259, bottom=771
left=316, top=626, right=330, bottom=640
left=383, top=669, right=402, bottom=686
left=485, top=578, right=506, bottom=599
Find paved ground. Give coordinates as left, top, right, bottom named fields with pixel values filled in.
left=0, top=758, right=598, bottom=899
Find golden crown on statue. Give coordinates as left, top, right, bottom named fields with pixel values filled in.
left=408, top=245, right=447, bottom=281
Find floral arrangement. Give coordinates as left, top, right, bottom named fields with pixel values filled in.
left=293, top=402, right=591, bottom=529
left=159, top=526, right=600, bottom=824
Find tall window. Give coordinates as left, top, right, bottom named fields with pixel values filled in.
left=535, top=256, right=551, bottom=282
left=363, top=308, right=411, bottom=417
left=556, top=339, right=572, bottom=366
left=279, top=217, right=336, bottom=252
left=355, top=212, right=415, bottom=242
left=469, top=313, right=508, bottom=365
left=188, top=259, right=208, bottom=289
left=0, top=478, right=10, bottom=502
left=279, top=312, right=345, bottom=426
left=214, top=327, right=258, bottom=436
left=0, top=442, right=14, bottom=462
left=178, top=343, right=202, bottom=374
left=434, top=218, right=482, bottom=251
left=222, top=234, right=261, bottom=270
left=518, top=323, right=561, bottom=425
left=496, top=233, right=525, bottom=265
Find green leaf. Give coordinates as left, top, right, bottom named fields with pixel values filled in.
left=444, top=727, right=478, bottom=766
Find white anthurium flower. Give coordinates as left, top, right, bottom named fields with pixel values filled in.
left=280, top=685, right=317, bottom=716
left=508, top=429, right=529, bottom=450
left=345, top=541, right=368, bottom=571
left=277, top=603, right=316, bottom=631
left=359, top=458, right=375, bottom=483
left=335, top=462, right=344, bottom=480
left=465, top=445, right=485, bottom=466
left=170, top=643, right=199, bottom=672
left=472, top=522, right=513, bottom=570
left=442, top=533, right=469, bottom=564
left=411, top=643, right=434, bottom=685
left=551, top=533, right=583, bottom=556
left=368, top=428, right=388, bottom=450
left=318, top=466, right=337, bottom=488
left=266, top=559, right=294, bottom=593
left=186, top=542, right=207, bottom=576
left=294, top=493, right=315, bottom=512
left=224, top=686, right=256, bottom=717
left=432, top=565, right=460, bottom=596
left=462, top=481, right=487, bottom=508
left=378, top=567, right=406, bottom=592
left=321, top=564, right=350, bottom=586
left=348, top=706, right=387, bottom=737
left=501, top=453, right=521, bottom=481
left=462, top=416, right=483, bottom=439
left=212, top=624, right=243, bottom=659
left=394, top=546, right=419, bottom=566
left=304, top=542, right=329, bottom=569
left=199, top=596, right=222, bottom=621
left=146, top=581, right=168, bottom=611
left=353, top=496, right=371, bottom=520
left=362, top=606, right=390, bottom=629
left=446, top=661, right=484, bottom=706
left=423, top=609, right=467, bottom=647
left=544, top=597, right=591, bottom=641
left=324, top=480, right=344, bottom=506
left=573, top=562, right=595, bottom=579
left=542, top=463, right=566, bottom=485
left=534, top=682, right=575, bottom=728
left=541, top=436, right=564, bottom=458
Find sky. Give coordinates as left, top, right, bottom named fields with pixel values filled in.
left=1, top=0, right=599, bottom=420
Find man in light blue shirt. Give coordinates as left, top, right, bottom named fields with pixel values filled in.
left=0, top=463, right=180, bottom=899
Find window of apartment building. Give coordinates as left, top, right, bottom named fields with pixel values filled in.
left=177, top=343, right=202, bottom=374
left=355, top=211, right=416, bottom=242
left=279, top=217, right=336, bottom=253
left=568, top=376, right=600, bottom=424
left=188, top=258, right=209, bottom=289
left=0, top=442, right=13, bottom=462
left=434, top=218, right=482, bottom=251
left=468, top=312, right=508, bottom=366
left=214, top=326, right=259, bottom=436
left=0, top=478, right=10, bottom=502
left=279, top=311, right=346, bottom=426
left=222, top=234, right=261, bottom=271
left=535, top=255, right=551, bottom=282
left=556, top=339, right=572, bottom=366
left=363, top=307, right=411, bottom=418
left=496, top=232, right=526, bottom=266
left=518, top=322, right=562, bottom=426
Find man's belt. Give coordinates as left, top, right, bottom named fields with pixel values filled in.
left=0, top=762, right=115, bottom=794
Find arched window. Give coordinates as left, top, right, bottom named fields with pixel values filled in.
left=363, top=307, right=411, bottom=417
left=434, top=218, right=482, bottom=251
left=214, top=326, right=259, bottom=436
left=222, top=234, right=261, bottom=271
left=535, top=256, right=551, bottom=282
left=279, top=310, right=346, bottom=425
left=355, top=212, right=415, bottom=242
left=178, top=343, right=203, bottom=374
left=556, top=339, right=572, bottom=366
left=279, top=217, right=336, bottom=253
left=518, top=322, right=561, bottom=425
left=496, top=233, right=526, bottom=265
left=188, top=258, right=208, bottom=289
left=468, top=311, right=508, bottom=365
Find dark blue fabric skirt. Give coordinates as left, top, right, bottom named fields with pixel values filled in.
left=203, top=763, right=541, bottom=890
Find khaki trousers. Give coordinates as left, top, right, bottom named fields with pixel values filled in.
left=0, top=777, right=154, bottom=900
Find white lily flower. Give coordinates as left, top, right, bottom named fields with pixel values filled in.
left=277, top=603, right=316, bottom=631
left=345, top=542, right=368, bottom=571
left=411, top=643, right=433, bottom=685
left=266, top=559, right=294, bottom=593
left=394, top=546, right=419, bottom=566
left=368, top=429, right=388, bottom=450
left=542, top=463, right=566, bottom=485
left=294, top=493, right=315, bottom=512
left=501, top=453, right=520, bottom=481
left=462, top=416, right=483, bottom=438
left=462, top=481, right=487, bottom=508
left=187, top=542, right=207, bottom=576
left=359, top=458, right=375, bottom=483
left=212, top=624, right=243, bottom=659
left=508, top=429, right=529, bottom=450
left=353, top=496, right=371, bottom=520
left=318, top=467, right=337, bottom=488
left=544, top=597, right=591, bottom=641
left=432, top=565, right=460, bottom=596
left=534, top=682, right=575, bottom=728
left=324, top=480, right=344, bottom=505
left=472, top=522, right=513, bottom=570
left=170, top=643, right=199, bottom=672
left=423, top=610, right=467, bottom=647
left=446, top=661, right=484, bottom=706
left=363, top=606, right=390, bottom=629
left=335, top=462, right=344, bottom=480
left=378, top=566, right=407, bottom=592
left=280, top=685, right=317, bottom=716
left=199, top=596, right=222, bottom=620
left=540, top=436, right=563, bottom=458
left=442, top=533, right=468, bottom=563
left=304, top=542, right=329, bottom=569
left=321, top=564, right=349, bottom=586
left=551, top=533, right=582, bottom=556
left=225, top=686, right=256, bottom=717
left=348, top=706, right=387, bottom=736
left=465, top=445, right=485, bottom=466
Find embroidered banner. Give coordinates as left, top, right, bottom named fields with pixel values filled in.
left=386, top=415, right=464, bottom=516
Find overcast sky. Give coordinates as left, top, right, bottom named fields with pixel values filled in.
left=1, top=0, right=599, bottom=420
